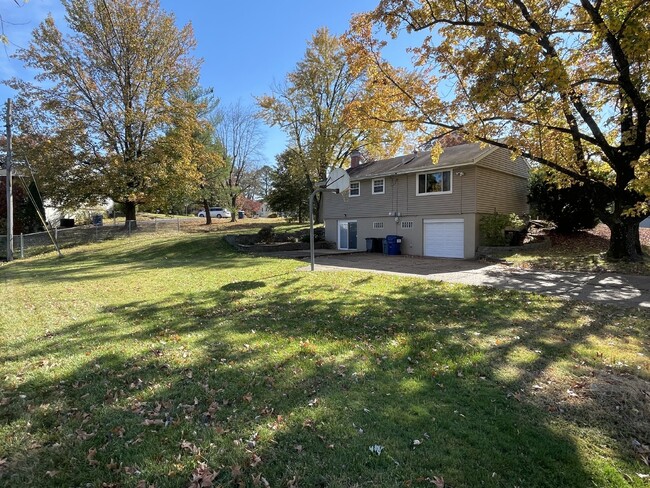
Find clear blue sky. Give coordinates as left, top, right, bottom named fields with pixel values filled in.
left=0, top=0, right=397, bottom=165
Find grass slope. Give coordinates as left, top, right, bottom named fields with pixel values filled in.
left=497, top=224, right=650, bottom=275
left=1, top=232, right=648, bottom=487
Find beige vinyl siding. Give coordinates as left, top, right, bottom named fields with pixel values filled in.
left=323, top=178, right=394, bottom=219
left=323, top=166, right=478, bottom=220
left=324, top=214, right=478, bottom=258
left=475, top=166, right=529, bottom=214
left=478, top=148, right=529, bottom=178
left=400, top=167, right=477, bottom=216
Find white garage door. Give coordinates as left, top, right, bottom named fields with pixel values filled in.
left=424, top=219, right=464, bottom=258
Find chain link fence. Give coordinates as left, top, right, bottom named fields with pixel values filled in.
left=1, top=218, right=200, bottom=260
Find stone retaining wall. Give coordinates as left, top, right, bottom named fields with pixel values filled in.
left=224, top=234, right=333, bottom=253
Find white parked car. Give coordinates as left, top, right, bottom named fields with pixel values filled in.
left=197, top=207, right=231, bottom=219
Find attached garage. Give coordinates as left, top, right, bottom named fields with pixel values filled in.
left=423, top=219, right=464, bottom=258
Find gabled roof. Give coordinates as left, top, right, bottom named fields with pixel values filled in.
left=348, top=143, right=497, bottom=180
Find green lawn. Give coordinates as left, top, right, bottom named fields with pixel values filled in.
left=1, top=232, right=648, bottom=487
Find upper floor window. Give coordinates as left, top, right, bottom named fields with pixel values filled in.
left=349, top=181, right=360, bottom=197
left=417, top=170, right=452, bottom=195
left=372, top=178, right=385, bottom=195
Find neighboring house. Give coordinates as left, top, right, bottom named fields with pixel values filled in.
left=44, top=199, right=114, bottom=227
left=322, top=143, right=529, bottom=258
left=258, top=201, right=274, bottom=218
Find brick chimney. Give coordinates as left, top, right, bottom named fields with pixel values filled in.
left=350, top=149, right=362, bottom=168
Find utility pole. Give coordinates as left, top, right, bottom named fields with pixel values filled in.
left=5, top=99, right=13, bottom=262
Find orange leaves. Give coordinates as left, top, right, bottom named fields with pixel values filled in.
left=257, top=26, right=405, bottom=175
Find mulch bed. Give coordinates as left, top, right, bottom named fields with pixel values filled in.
left=546, top=224, right=650, bottom=250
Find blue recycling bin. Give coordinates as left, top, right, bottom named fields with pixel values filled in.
left=385, top=235, right=403, bottom=255
left=237, top=210, right=245, bottom=219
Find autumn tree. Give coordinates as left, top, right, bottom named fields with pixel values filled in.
left=8, top=0, right=201, bottom=223
left=235, top=194, right=262, bottom=216
left=147, top=86, right=223, bottom=221
left=257, top=27, right=404, bottom=222
left=346, top=0, right=650, bottom=261
left=150, top=84, right=225, bottom=225
left=212, top=101, right=265, bottom=222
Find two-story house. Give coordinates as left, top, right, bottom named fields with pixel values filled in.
left=322, top=143, right=529, bottom=258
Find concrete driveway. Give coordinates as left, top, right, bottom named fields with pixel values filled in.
left=296, top=253, right=650, bottom=308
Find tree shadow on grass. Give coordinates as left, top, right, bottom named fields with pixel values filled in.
left=1, top=272, right=647, bottom=486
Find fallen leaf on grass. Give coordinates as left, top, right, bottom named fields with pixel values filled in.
left=87, top=448, right=99, bottom=467
left=76, top=429, right=96, bottom=441
left=248, top=453, right=262, bottom=468
left=429, top=476, right=445, bottom=487
left=230, top=464, right=243, bottom=483
left=189, top=462, right=219, bottom=488
left=124, top=465, right=141, bottom=475
left=251, top=473, right=270, bottom=487
left=180, top=440, right=200, bottom=455
left=45, top=470, right=59, bottom=477
left=136, top=481, right=156, bottom=488
left=286, top=475, right=299, bottom=488
left=142, top=419, right=165, bottom=426
left=126, top=434, right=145, bottom=447
left=294, top=444, right=303, bottom=453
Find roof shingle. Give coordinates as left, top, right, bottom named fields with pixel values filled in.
left=348, top=143, right=495, bottom=179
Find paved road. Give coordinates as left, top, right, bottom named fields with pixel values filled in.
left=293, top=252, right=650, bottom=308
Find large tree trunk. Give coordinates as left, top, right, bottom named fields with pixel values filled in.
left=202, top=199, right=212, bottom=225
left=605, top=219, right=644, bottom=261
left=230, top=193, right=238, bottom=222
left=124, top=201, right=137, bottom=225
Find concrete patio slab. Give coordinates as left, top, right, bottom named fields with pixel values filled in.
left=293, top=253, right=650, bottom=308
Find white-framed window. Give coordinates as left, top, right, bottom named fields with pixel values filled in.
left=372, top=178, right=385, bottom=195
left=349, top=181, right=360, bottom=197
left=416, top=170, right=452, bottom=195
left=400, top=221, right=414, bottom=229
left=373, top=222, right=384, bottom=229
